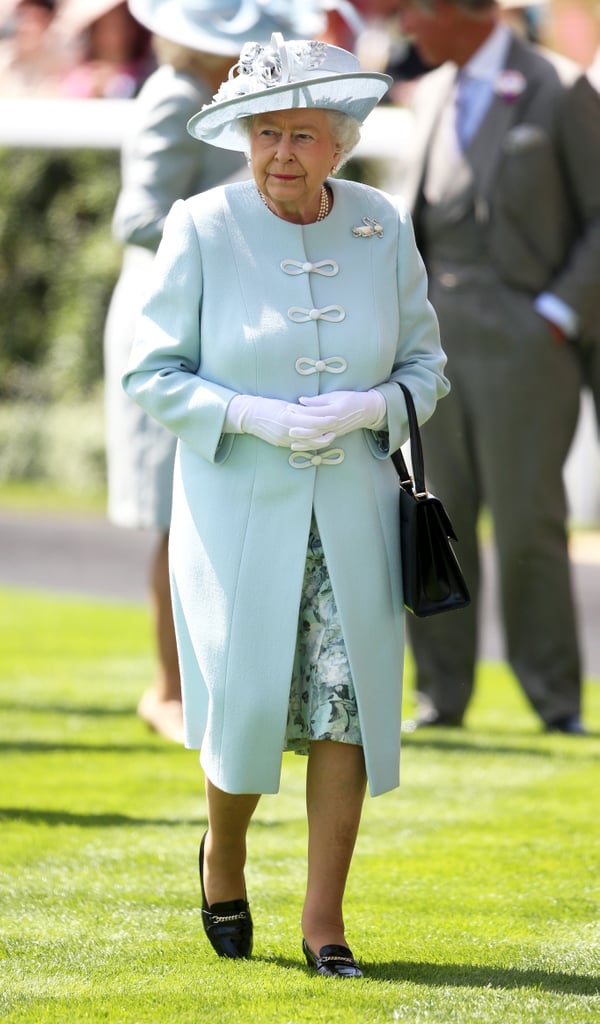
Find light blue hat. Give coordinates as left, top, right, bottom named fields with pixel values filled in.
left=187, top=32, right=392, bottom=151
left=128, top=0, right=326, bottom=56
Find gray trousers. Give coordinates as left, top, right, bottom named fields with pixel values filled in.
left=407, top=262, right=583, bottom=724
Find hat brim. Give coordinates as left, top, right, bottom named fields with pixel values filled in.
left=128, top=0, right=326, bottom=56
left=187, top=71, right=392, bottom=150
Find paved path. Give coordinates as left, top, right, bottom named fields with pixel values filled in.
left=1, top=509, right=599, bottom=677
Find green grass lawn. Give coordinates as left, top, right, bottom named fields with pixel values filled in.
left=0, top=586, right=598, bottom=1023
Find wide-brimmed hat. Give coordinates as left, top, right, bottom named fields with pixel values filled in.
left=127, top=0, right=327, bottom=56
left=187, top=32, right=392, bottom=150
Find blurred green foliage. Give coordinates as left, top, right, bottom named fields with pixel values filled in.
left=0, top=147, right=121, bottom=402
left=0, top=148, right=119, bottom=493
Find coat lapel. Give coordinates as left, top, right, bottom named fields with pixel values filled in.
left=403, top=62, right=457, bottom=211
left=466, top=35, right=545, bottom=214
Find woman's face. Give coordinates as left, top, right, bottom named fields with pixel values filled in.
left=248, top=108, right=341, bottom=223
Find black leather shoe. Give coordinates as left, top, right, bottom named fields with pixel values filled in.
left=199, top=832, right=253, bottom=958
left=302, top=938, right=363, bottom=978
left=546, top=715, right=587, bottom=735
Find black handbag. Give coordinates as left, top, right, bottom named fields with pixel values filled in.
left=392, top=383, right=470, bottom=617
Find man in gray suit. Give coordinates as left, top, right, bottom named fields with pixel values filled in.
left=395, top=0, right=600, bottom=733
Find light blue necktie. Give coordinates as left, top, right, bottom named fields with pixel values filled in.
left=455, top=70, right=485, bottom=150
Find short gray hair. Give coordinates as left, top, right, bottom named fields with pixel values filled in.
left=239, top=110, right=361, bottom=170
left=326, top=111, right=361, bottom=169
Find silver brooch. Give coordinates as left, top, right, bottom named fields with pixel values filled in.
left=351, top=216, right=384, bottom=239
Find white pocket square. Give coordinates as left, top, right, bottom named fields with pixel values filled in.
left=504, top=124, right=548, bottom=152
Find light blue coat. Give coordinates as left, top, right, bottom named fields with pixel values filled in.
left=123, top=177, right=449, bottom=797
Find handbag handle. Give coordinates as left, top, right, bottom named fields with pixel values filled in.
left=391, top=383, right=427, bottom=498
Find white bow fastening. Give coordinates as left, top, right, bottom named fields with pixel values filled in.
left=288, top=448, right=345, bottom=469
left=295, top=356, right=348, bottom=376
left=288, top=305, right=346, bottom=323
left=280, top=259, right=339, bottom=277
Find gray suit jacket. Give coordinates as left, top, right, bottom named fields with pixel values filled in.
left=402, top=33, right=600, bottom=343
left=111, top=63, right=246, bottom=252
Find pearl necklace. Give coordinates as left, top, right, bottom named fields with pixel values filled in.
left=258, top=185, right=330, bottom=222
left=316, top=184, right=330, bottom=221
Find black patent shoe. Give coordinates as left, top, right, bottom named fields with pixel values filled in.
left=302, top=938, right=363, bottom=978
left=199, top=832, right=253, bottom=958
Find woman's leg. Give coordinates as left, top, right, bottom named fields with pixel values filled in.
left=203, top=777, right=261, bottom=905
left=138, top=531, right=183, bottom=743
left=302, top=740, right=367, bottom=952
left=150, top=531, right=181, bottom=703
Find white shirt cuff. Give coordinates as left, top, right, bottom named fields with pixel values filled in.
left=534, top=292, right=579, bottom=339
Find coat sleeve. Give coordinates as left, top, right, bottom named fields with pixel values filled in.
left=550, top=74, right=600, bottom=339
left=122, top=198, right=236, bottom=463
left=375, top=195, right=450, bottom=456
left=112, top=73, right=209, bottom=251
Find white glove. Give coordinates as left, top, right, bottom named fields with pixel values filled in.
left=225, top=394, right=336, bottom=450
left=298, top=390, right=387, bottom=439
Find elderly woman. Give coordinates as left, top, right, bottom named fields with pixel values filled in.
left=123, top=33, right=449, bottom=977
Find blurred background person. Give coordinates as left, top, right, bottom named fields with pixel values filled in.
left=581, top=3, right=597, bottom=76
left=0, top=0, right=66, bottom=96
left=350, top=0, right=435, bottom=103
left=103, top=0, right=327, bottom=743
left=500, top=0, right=546, bottom=40
left=543, top=0, right=600, bottom=429
left=319, top=0, right=430, bottom=95
left=542, top=0, right=600, bottom=65
left=395, top=0, right=600, bottom=735
left=319, top=0, right=366, bottom=49
left=56, top=0, right=154, bottom=98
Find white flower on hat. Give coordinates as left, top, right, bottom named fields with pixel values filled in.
left=495, top=69, right=527, bottom=103
left=211, top=38, right=328, bottom=104
left=244, top=42, right=284, bottom=86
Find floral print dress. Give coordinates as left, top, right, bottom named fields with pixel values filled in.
left=285, top=516, right=363, bottom=753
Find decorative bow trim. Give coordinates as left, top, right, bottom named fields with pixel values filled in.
left=288, top=448, right=345, bottom=469
left=288, top=305, right=346, bottom=323
left=295, top=356, right=348, bottom=375
left=280, top=258, right=339, bottom=277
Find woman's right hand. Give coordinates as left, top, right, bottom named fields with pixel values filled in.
left=225, top=395, right=336, bottom=450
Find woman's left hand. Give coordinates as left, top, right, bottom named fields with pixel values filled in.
left=297, top=390, right=387, bottom=439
